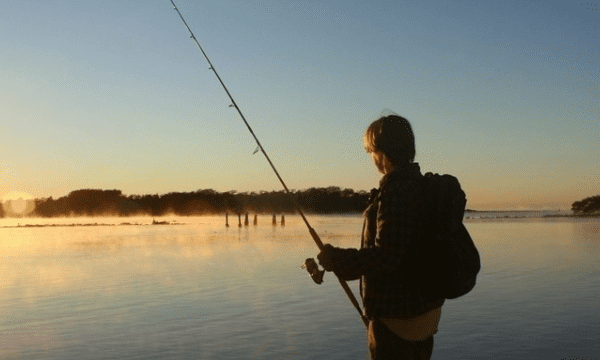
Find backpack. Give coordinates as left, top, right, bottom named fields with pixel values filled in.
left=409, top=172, right=481, bottom=300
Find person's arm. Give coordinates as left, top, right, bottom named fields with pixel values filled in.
left=318, top=180, right=422, bottom=281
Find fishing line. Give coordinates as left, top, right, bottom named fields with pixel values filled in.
left=169, top=0, right=367, bottom=328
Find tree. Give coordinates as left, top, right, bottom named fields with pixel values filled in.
left=571, top=195, right=600, bottom=214
left=26, top=186, right=372, bottom=218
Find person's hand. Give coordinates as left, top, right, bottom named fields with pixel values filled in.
left=317, top=244, right=337, bottom=272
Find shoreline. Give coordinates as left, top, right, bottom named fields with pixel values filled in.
left=2, top=213, right=599, bottom=229
left=0, top=221, right=185, bottom=228
left=542, top=214, right=600, bottom=218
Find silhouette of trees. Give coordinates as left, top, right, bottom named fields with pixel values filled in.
left=296, top=186, right=369, bottom=214
left=65, top=189, right=126, bottom=216
left=22, top=187, right=370, bottom=218
left=26, top=190, right=600, bottom=218
left=129, top=194, right=167, bottom=216
left=32, top=189, right=138, bottom=217
left=572, top=195, right=600, bottom=214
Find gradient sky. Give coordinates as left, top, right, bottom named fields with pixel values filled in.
left=1, top=0, right=598, bottom=210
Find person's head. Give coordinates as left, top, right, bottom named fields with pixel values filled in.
left=364, top=114, right=415, bottom=174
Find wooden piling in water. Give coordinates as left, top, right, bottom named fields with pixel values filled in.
left=272, top=213, right=276, bottom=225
left=253, top=214, right=257, bottom=225
left=244, top=212, right=249, bottom=226
left=225, top=213, right=229, bottom=227
left=238, top=213, right=242, bottom=227
left=281, top=214, right=285, bottom=226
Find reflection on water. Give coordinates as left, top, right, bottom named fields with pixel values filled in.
left=572, top=221, right=600, bottom=247
left=0, top=215, right=599, bottom=359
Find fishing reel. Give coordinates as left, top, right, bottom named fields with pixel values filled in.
left=302, top=258, right=325, bottom=284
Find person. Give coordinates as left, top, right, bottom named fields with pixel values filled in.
left=317, top=114, right=445, bottom=360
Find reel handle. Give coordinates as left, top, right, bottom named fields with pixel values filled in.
left=302, top=258, right=325, bottom=284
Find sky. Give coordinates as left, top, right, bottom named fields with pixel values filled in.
left=1, top=0, right=598, bottom=210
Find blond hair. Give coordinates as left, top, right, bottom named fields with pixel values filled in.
left=364, top=114, right=415, bottom=174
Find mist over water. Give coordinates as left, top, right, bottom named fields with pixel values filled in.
left=1, top=215, right=598, bottom=359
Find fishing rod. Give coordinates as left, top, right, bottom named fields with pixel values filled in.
left=169, top=0, right=367, bottom=329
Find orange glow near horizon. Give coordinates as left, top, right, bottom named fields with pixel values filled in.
left=466, top=187, right=579, bottom=211
left=2, top=191, right=36, bottom=216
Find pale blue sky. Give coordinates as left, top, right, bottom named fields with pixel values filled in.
left=1, top=0, right=598, bottom=209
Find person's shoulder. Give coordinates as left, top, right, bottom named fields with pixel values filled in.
left=379, top=172, right=423, bottom=200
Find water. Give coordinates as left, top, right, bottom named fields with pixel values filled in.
left=1, top=214, right=599, bottom=359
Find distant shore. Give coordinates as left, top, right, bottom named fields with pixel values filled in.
left=466, top=209, right=571, bottom=213
left=465, top=209, right=599, bottom=218
left=542, top=214, right=600, bottom=218
left=0, top=220, right=185, bottom=228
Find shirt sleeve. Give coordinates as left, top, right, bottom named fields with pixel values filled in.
left=329, top=179, right=422, bottom=281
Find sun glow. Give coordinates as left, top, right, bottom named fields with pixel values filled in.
left=2, top=191, right=35, bottom=216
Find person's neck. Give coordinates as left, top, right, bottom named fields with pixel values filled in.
left=385, top=161, right=412, bottom=174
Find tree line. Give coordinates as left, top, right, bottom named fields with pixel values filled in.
left=0, top=187, right=372, bottom=218
left=571, top=195, right=600, bottom=215
left=3, top=190, right=599, bottom=219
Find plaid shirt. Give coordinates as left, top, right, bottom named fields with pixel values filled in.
left=329, top=162, right=445, bottom=319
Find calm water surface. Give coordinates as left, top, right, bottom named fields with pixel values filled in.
left=1, top=215, right=599, bottom=359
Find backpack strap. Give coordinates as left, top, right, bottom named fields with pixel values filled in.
left=361, top=187, right=380, bottom=249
